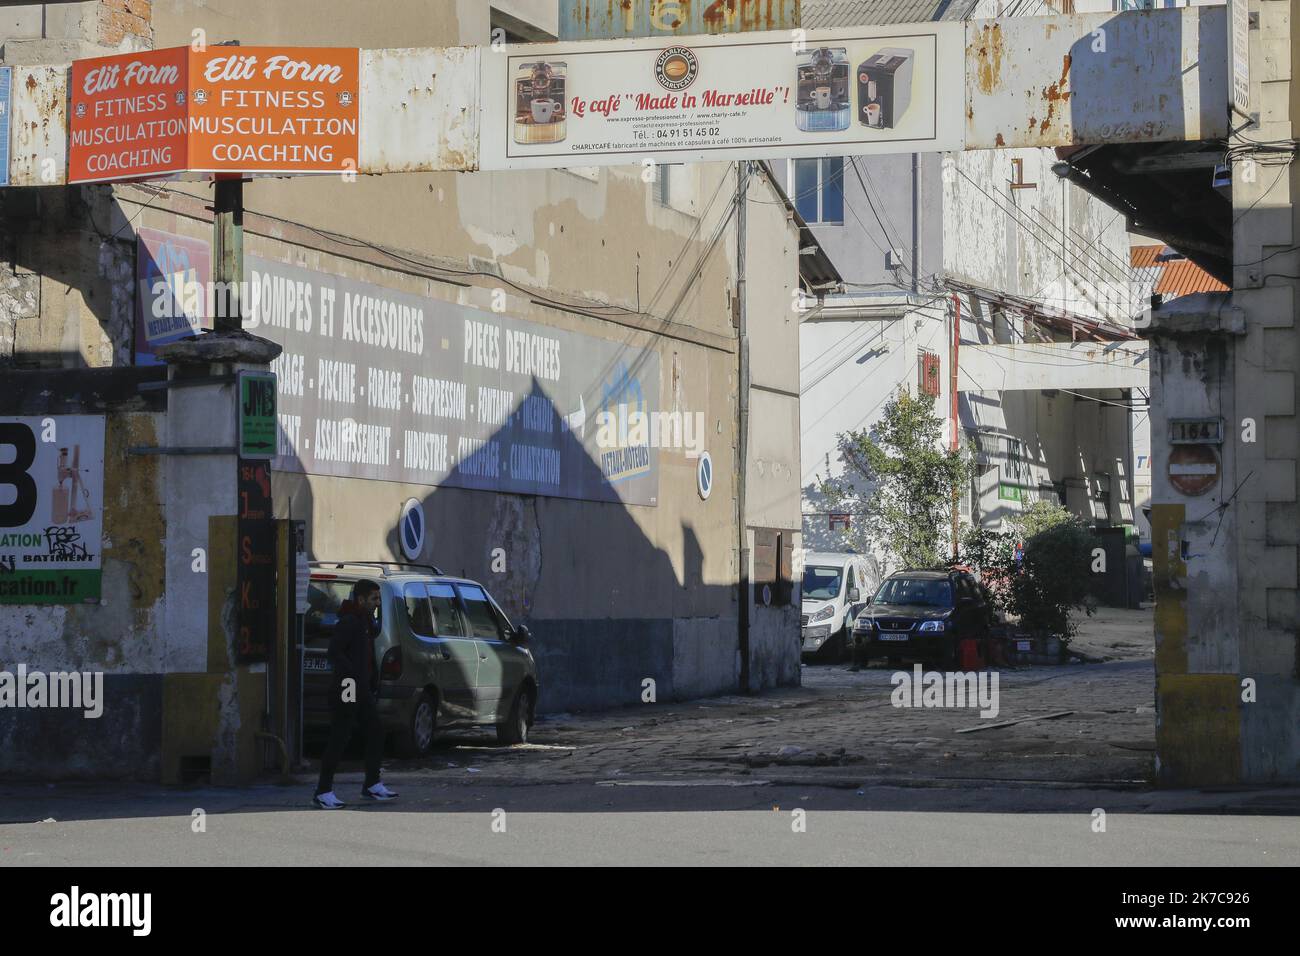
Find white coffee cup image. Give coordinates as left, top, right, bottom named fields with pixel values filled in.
left=531, top=98, right=558, bottom=123
left=812, top=86, right=832, bottom=110
left=864, top=102, right=881, bottom=127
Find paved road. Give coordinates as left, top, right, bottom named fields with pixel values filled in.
left=3, top=608, right=1297, bottom=865
left=3, top=790, right=1298, bottom=865
left=371, top=657, right=1159, bottom=791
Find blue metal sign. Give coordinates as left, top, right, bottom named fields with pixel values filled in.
left=0, top=67, right=11, bottom=188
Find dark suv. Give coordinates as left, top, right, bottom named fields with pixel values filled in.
left=852, top=569, right=991, bottom=669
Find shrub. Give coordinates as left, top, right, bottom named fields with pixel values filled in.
left=955, top=502, right=1095, bottom=643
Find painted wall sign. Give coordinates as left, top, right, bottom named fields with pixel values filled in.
left=0, top=66, right=11, bottom=188
left=0, top=416, right=105, bottom=605
left=69, top=45, right=359, bottom=184
left=559, top=0, right=800, bottom=40
left=244, top=256, right=662, bottom=506
left=135, top=227, right=212, bottom=366
left=481, top=25, right=963, bottom=170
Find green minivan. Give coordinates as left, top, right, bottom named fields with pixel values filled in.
left=303, top=562, right=539, bottom=756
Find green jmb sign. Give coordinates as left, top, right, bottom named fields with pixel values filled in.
left=239, top=371, right=277, bottom=460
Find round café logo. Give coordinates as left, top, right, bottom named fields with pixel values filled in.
left=655, top=47, right=698, bottom=91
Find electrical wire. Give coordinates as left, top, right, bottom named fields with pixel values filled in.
left=848, top=157, right=916, bottom=282
left=957, top=166, right=1147, bottom=314
left=1058, top=388, right=1149, bottom=409
left=1231, top=164, right=1290, bottom=227
left=850, top=156, right=914, bottom=275
left=121, top=179, right=738, bottom=330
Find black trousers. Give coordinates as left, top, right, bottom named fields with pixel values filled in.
left=315, top=694, right=384, bottom=795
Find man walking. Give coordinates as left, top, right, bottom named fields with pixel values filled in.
left=313, top=579, right=399, bottom=808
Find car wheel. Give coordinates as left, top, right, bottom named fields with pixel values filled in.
left=497, top=684, right=534, bottom=745
left=399, top=691, right=437, bottom=757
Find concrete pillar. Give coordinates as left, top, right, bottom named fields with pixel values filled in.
left=155, top=331, right=281, bottom=785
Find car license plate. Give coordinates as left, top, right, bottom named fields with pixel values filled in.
left=878, top=634, right=908, bottom=642
left=304, top=657, right=331, bottom=672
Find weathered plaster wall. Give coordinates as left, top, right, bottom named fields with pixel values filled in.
left=947, top=147, right=1142, bottom=324
left=1146, top=0, right=1299, bottom=786
left=0, top=368, right=167, bottom=779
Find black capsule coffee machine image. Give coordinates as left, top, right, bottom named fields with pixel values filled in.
left=796, top=46, right=850, bottom=132
left=857, top=48, right=914, bottom=129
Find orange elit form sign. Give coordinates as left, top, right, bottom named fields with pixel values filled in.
left=70, top=47, right=190, bottom=184
left=187, top=47, right=360, bottom=174
left=68, top=45, right=360, bottom=185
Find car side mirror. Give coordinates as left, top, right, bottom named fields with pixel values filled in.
left=848, top=587, right=860, bottom=603
left=513, top=624, right=532, bottom=644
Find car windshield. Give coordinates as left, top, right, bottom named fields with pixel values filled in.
left=875, top=577, right=953, bottom=607
left=802, top=566, right=843, bottom=601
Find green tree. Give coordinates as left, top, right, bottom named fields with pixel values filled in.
left=820, top=388, right=973, bottom=570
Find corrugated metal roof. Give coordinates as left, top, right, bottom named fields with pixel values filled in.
left=800, top=0, right=983, bottom=27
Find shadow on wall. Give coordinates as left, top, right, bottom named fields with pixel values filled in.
left=276, top=375, right=767, bottom=714
left=391, top=377, right=748, bottom=713
left=1, top=187, right=137, bottom=369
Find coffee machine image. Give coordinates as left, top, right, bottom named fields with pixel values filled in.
left=795, top=46, right=850, bottom=132
left=857, top=48, right=915, bottom=130
left=513, top=60, right=567, bottom=145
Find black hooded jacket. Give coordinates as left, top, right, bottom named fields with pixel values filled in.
left=327, top=598, right=378, bottom=703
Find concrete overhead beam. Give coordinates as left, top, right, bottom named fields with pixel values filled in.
left=958, top=341, right=1150, bottom=392
left=2, top=8, right=1232, bottom=183
left=965, top=7, right=1230, bottom=149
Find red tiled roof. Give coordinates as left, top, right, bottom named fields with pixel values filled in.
left=1130, top=245, right=1228, bottom=296
left=1156, top=260, right=1230, bottom=295
left=1130, top=245, right=1162, bottom=269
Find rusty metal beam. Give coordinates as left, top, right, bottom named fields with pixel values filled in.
left=3, top=9, right=1232, bottom=185
left=965, top=8, right=1229, bottom=150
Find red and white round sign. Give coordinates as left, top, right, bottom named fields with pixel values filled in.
left=1168, top=444, right=1219, bottom=496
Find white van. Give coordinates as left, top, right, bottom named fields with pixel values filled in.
left=800, top=552, right=871, bottom=660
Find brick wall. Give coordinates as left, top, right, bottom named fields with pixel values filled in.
left=99, top=0, right=152, bottom=47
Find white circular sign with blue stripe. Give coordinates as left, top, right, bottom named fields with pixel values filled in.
left=400, top=498, right=426, bottom=560
left=697, top=451, right=713, bottom=500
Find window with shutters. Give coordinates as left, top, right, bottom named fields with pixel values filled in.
left=918, top=349, right=941, bottom=397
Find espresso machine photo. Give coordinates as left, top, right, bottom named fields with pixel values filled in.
left=857, top=48, right=915, bottom=130
left=513, top=60, right=567, bottom=145
left=795, top=46, right=850, bottom=132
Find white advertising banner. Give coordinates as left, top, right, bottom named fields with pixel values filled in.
left=0, top=416, right=105, bottom=605
left=480, top=25, right=965, bottom=170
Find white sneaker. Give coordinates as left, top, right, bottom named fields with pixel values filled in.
left=313, top=791, right=346, bottom=809
left=363, top=782, right=398, bottom=801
